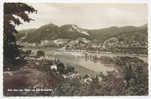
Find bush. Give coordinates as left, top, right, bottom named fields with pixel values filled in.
left=113, top=56, right=148, bottom=95
left=66, top=66, right=75, bottom=73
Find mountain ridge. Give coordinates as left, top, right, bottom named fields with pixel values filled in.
left=16, top=23, right=148, bottom=44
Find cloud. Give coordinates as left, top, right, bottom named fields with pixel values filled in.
left=16, top=3, right=147, bottom=30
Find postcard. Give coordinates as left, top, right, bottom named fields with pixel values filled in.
left=1, top=0, right=150, bottom=97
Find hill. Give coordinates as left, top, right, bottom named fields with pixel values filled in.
left=18, top=24, right=91, bottom=43
left=87, top=24, right=147, bottom=43
left=17, top=23, right=148, bottom=44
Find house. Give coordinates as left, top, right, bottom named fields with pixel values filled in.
left=54, top=39, right=69, bottom=47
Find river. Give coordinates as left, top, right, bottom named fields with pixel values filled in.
left=24, top=47, right=148, bottom=75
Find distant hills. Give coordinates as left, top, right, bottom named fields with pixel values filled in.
left=89, top=24, right=147, bottom=43
left=16, top=23, right=148, bottom=44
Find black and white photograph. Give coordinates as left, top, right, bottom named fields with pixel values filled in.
left=2, top=0, right=149, bottom=97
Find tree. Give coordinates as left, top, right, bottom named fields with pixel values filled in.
left=114, top=57, right=148, bottom=95
left=36, top=50, right=45, bottom=57
left=4, top=3, right=36, bottom=67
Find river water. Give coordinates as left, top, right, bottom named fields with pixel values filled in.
left=24, top=48, right=148, bottom=75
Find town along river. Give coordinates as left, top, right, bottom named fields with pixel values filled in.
left=24, top=47, right=148, bottom=76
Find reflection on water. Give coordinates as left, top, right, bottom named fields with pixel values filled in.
left=25, top=48, right=147, bottom=75
left=48, top=51, right=116, bottom=75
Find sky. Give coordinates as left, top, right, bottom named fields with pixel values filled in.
left=16, top=3, right=148, bottom=30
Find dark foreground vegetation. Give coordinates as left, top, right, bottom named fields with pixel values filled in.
left=3, top=56, right=148, bottom=96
